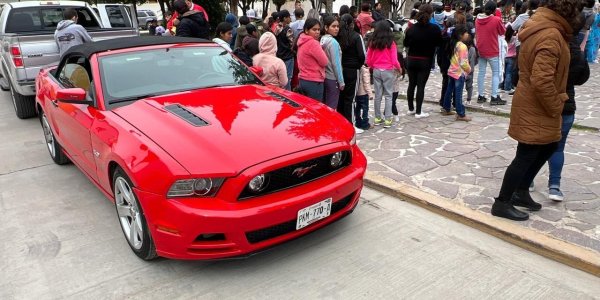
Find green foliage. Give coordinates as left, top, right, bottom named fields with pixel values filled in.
left=193, top=0, right=226, bottom=34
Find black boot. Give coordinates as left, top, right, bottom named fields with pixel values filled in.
left=512, top=190, right=542, bottom=211
left=490, top=95, right=507, bottom=105
left=491, top=198, right=529, bottom=221
left=477, top=95, right=487, bottom=103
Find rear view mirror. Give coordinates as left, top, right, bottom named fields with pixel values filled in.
left=56, top=88, right=88, bottom=103
left=249, top=66, right=263, bottom=76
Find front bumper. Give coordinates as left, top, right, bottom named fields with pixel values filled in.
left=136, top=145, right=366, bottom=260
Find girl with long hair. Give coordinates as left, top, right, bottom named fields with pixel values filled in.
left=366, top=21, right=402, bottom=128
left=320, top=16, right=345, bottom=109
left=296, top=18, right=328, bottom=101
left=441, top=25, right=472, bottom=121
left=336, top=14, right=366, bottom=128
left=404, top=4, right=442, bottom=118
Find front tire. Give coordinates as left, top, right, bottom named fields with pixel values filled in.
left=40, top=111, right=70, bottom=165
left=10, top=82, right=36, bottom=119
left=113, top=167, right=157, bottom=260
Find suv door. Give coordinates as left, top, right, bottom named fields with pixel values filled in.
left=97, top=4, right=138, bottom=30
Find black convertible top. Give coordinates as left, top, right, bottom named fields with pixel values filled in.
left=63, top=36, right=211, bottom=60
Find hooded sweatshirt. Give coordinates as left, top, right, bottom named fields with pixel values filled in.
left=320, top=34, right=345, bottom=87
left=475, top=14, right=505, bottom=58
left=357, top=12, right=375, bottom=36
left=297, top=33, right=329, bottom=82
left=225, top=13, right=239, bottom=49
left=176, top=10, right=209, bottom=39
left=54, top=20, right=92, bottom=57
left=252, top=32, right=288, bottom=87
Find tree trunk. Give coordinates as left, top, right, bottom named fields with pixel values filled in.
left=325, top=0, right=333, bottom=14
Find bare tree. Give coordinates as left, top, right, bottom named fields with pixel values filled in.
left=238, top=0, right=254, bottom=15
left=273, top=0, right=286, bottom=11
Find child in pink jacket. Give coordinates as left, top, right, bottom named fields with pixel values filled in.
left=253, top=32, right=288, bottom=88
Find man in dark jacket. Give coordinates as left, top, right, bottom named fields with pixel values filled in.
left=173, top=0, right=209, bottom=39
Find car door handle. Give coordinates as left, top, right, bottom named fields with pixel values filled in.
left=51, top=100, right=58, bottom=107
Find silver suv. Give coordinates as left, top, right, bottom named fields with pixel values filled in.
left=137, top=9, right=157, bottom=30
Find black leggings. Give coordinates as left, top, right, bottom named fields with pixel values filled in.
left=497, top=142, right=559, bottom=202
left=406, top=57, right=432, bottom=114
left=338, top=68, right=358, bottom=123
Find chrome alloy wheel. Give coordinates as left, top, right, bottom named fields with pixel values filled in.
left=41, top=114, right=56, bottom=158
left=115, top=177, right=144, bottom=250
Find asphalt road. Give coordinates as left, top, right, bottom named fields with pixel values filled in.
left=1, top=90, right=599, bottom=299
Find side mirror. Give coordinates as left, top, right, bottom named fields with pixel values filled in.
left=249, top=66, right=263, bottom=76
left=56, top=88, right=89, bottom=104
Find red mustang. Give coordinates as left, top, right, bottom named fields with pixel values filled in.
left=35, top=37, right=366, bottom=260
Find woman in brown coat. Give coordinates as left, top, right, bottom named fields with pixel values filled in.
left=492, top=0, right=581, bottom=221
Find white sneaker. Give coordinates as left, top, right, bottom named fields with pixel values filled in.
left=407, top=110, right=416, bottom=115
left=354, top=127, right=364, bottom=134
left=415, top=112, right=430, bottom=119
left=394, top=115, right=400, bottom=122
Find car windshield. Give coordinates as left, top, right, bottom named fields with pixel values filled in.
left=99, top=46, right=262, bottom=104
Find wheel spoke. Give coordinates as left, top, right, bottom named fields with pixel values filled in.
left=129, top=218, right=137, bottom=245
left=134, top=216, right=143, bottom=241
left=116, top=204, right=131, bottom=218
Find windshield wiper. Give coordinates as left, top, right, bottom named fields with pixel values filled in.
left=108, top=94, right=159, bottom=105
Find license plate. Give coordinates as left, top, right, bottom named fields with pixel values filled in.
left=296, top=198, right=332, bottom=230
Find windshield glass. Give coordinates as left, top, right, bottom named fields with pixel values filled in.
left=99, top=46, right=262, bottom=104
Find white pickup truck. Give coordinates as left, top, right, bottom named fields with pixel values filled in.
left=0, top=1, right=139, bottom=119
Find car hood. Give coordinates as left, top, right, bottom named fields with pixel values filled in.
left=111, top=85, right=352, bottom=175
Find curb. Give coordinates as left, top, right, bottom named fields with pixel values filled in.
left=363, top=171, right=600, bottom=277
left=396, top=94, right=600, bottom=132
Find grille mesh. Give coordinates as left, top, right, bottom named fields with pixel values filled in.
left=245, top=192, right=355, bottom=244
left=239, top=151, right=351, bottom=199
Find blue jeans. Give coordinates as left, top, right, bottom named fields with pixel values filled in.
left=504, top=57, right=515, bottom=91
left=284, top=58, right=294, bottom=90
left=299, top=79, right=324, bottom=101
left=477, top=56, right=500, bottom=97
left=443, top=75, right=466, bottom=117
left=354, top=94, right=370, bottom=129
left=547, top=114, right=575, bottom=187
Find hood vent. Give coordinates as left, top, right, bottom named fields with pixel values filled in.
left=265, top=91, right=301, bottom=108
left=164, top=104, right=208, bottom=126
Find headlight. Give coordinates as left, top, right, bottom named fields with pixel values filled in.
left=248, top=174, right=269, bottom=192
left=350, top=131, right=356, bottom=145
left=167, top=178, right=224, bottom=198
left=330, top=151, right=345, bottom=167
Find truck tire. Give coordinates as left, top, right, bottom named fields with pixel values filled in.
left=0, top=74, right=9, bottom=91
left=9, top=81, right=36, bottom=119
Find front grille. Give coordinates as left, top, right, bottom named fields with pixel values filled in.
left=245, top=192, right=356, bottom=244
left=239, top=151, right=351, bottom=199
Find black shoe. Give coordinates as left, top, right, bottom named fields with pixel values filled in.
left=512, top=190, right=542, bottom=211
left=490, top=96, right=507, bottom=105
left=477, top=95, right=487, bottom=103
left=491, top=199, right=529, bottom=221
left=508, top=90, right=515, bottom=96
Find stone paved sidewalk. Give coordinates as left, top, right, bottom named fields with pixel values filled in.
left=357, top=107, right=600, bottom=253
left=399, top=63, right=600, bottom=130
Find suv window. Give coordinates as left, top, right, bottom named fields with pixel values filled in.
left=6, top=7, right=100, bottom=33
left=105, top=5, right=132, bottom=28
left=137, top=11, right=147, bottom=17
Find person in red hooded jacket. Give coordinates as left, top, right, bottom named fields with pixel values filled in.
left=167, top=0, right=209, bottom=35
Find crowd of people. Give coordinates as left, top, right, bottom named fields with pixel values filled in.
left=54, top=0, right=594, bottom=221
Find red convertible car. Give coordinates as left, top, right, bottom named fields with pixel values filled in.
left=35, top=37, right=366, bottom=260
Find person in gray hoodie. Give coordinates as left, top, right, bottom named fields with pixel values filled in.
left=320, top=16, right=345, bottom=110
left=54, top=8, right=92, bottom=57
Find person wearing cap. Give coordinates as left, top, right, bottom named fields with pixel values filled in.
left=167, top=0, right=209, bottom=35
left=275, top=10, right=295, bottom=90
left=247, top=9, right=266, bottom=36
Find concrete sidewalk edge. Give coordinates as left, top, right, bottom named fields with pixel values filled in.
left=363, top=171, right=600, bottom=277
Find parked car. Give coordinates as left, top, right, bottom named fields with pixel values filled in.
left=0, top=1, right=139, bottom=119
left=136, top=9, right=157, bottom=30
left=35, top=36, right=367, bottom=260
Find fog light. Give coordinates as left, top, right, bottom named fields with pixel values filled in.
left=330, top=152, right=344, bottom=167
left=248, top=174, right=268, bottom=192
left=194, top=178, right=213, bottom=195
